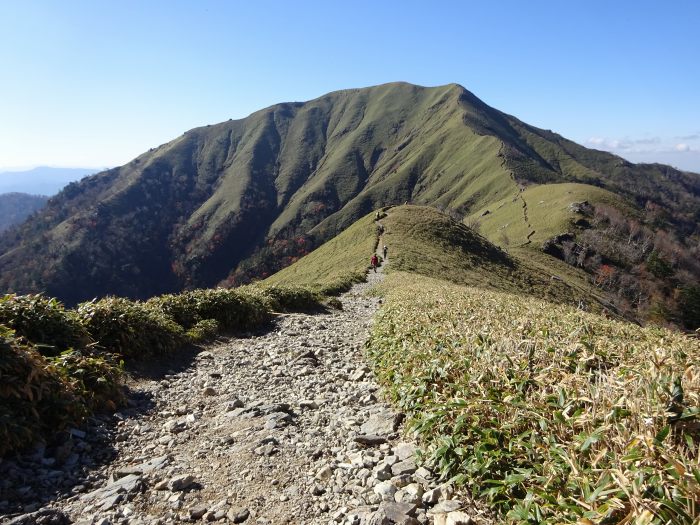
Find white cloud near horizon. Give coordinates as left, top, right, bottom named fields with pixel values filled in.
left=584, top=135, right=700, bottom=171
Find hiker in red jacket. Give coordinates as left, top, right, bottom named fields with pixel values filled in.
left=370, top=254, right=379, bottom=272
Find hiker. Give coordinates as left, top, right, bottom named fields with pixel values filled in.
left=370, top=254, right=379, bottom=272
left=383, top=244, right=388, bottom=259
left=375, top=211, right=381, bottom=221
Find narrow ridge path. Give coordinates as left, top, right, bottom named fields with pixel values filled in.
left=3, top=215, right=480, bottom=524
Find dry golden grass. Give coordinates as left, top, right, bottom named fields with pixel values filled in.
left=368, top=272, right=700, bottom=524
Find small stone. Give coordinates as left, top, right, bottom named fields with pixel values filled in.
left=6, top=509, right=71, bottom=525
left=350, top=368, right=367, bottom=381
left=169, top=474, right=195, bottom=491
left=427, top=500, right=462, bottom=515
left=189, top=505, right=208, bottom=520
left=227, top=507, right=250, bottom=523
left=311, top=483, right=326, bottom=496
left=315, top=465, right=333, bottom=481
left=414, top=466, right=434, bottom=481
left=69, top=428, right=87, bottom=439
left=373, top=462, right=393, bottom=481
left=394, top=442, right=417, bottom=461
left=373, top=481, right=397, bottom=501
left=422, top=487, right=441, bottom=505
left=395, top=483, right=423, bottom=505
left=202, top=387, right=217, bottom=396
left=154, top=480, right=169, bottom=491
left=380, top=501, right=417, bottom=521
left=225, top=398, right=244, bottom=410
left=446, top=511, right=472, bottom=525
left=391, top=458, right=416, bottom=477
left=354, top=435, right=387, bottom=446
left=360, top=410, right=402, bottom=436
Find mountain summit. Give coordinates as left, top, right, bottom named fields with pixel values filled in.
left=1, top=82, right=698, bottom=306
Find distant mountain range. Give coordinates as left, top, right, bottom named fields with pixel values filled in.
left=0, top=167, right=101, bottom=195
left=0, top=82, right=698, bottom=318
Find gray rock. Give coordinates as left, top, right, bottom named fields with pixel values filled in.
left=189, top=505, right=208, bottom=519
left=380, top=501, right=417, bottom=521
left=99, top=493, right=123, bottom=511
left=373, top=462, right=393, bottom=481
left=227, top=507, right=250, bottom=523
left=7, top=509, right=70, bottom=525
left=354, top=434, right=388, bottom=446
left=422, top=487, right=441, bottom=505
left=258, top=402, right=291, bottom=415
left=391, top=458, right=416, bottom=477
left=224, top=398, right=244, bottom=410
left=69, top=428, right=87, bottom=439
left=427, top=500, right=462, bottom=515
left=315, top=465, right=333, bottom=481
left=80, top=473, right=143, bottom=506
left=373, top=481, right=397, bottom=501
left=299, top=399, right=319, bottom=410
left=169, top=474, right=195, bottom=491
left=395, top=483, right=423, bottom=505
left=394, top=442, right=417, bottom=461
left=446, top=511, right=472, bottom=525
left=360, top=410, right=402, bottom=436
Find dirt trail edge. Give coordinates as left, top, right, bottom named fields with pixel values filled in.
left=2, top=253, right=478, bottom=525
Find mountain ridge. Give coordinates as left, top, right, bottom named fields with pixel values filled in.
left=0, top=82, right=698, bottom=314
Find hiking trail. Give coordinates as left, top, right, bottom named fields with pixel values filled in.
left=1, top=217, right=481, bottom=525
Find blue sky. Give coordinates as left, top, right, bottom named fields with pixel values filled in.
left=1, top=0, right=699, bottom=172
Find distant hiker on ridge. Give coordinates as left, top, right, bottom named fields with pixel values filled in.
left=383, top=244, right=388, bottom=259
left=370, top=254, right=379, bottom=272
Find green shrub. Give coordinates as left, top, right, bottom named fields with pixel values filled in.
left=147, top=292, right=201, bottom=329
left=50, top=349, right=125, bottom=412
left=247, top=285, right=322, bottom=312
left=186, top=319, right=220, bottom=343
left=0, top=294, right=89, bottom=355
left=316, top=273, right=366, bottom=296
left=76, top=297, right=185, bottom=357
left=324, top=297, right=343, bottom=310
left=149, top=288, right=271, bottom=332
left=0, top=325, right=86, bottom=456
left=185, top=288, right=270, bottom=331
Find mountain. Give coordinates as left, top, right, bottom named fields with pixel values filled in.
left=0, top=82, right=698, bottom=320
left=0, top=167, right=100, bottom=196
left=0, top=193, right=49, bottom=232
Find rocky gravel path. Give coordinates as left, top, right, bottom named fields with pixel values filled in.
left=2, top=257, right=477, bottom=525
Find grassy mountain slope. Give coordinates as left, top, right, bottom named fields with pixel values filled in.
left=263, top=210, right=378, bottom=294
left=0, top=193, right=48, bottom=232
left=0, top=82, right=697, bottom=306
left=467, top=182, right=630, bottom=247
left=267, top=205, right=609, bottom=313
